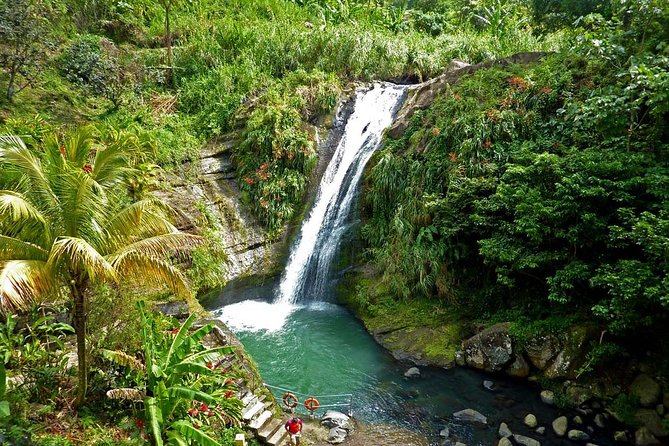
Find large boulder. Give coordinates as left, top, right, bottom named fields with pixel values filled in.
left=635, top=409, right=668, bottom=437
left=630, top=374, right=662, bottom=408
left=506, top=354, right=530, bottom=378
left=321, top=411, right=353, bottom=431
left=462, top=323, right=513, bottom=373
left=544, top=326, right=596, bottom=379
left=327, top=427, right=348, bottom=444
left=635, top=427, right=660, bottom=446
left=524, top=333, right=562, bottom=370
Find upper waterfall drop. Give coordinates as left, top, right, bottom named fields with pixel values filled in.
left=276, top=84, right=407, bottom=305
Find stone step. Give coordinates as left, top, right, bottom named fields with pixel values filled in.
left=241, top=392, right=256, bottom=406
left=249, top=410, right=273, bottom=431
left=242, top=399, right=265, bottom=421
left=258, top=418, right=282, bottom=441
left=266, top=422, right=288, bottom=446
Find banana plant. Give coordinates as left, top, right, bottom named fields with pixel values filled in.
left=105, top=301, right=242, bottom=446
left=0, top=362, right=9, bottom=418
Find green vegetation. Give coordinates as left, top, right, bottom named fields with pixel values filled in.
left=360, top=0, right=669, bottom=372
left=0, top=0, right=668, bottom=443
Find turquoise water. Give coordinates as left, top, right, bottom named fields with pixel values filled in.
left=210, top=293, right=613, bottom=446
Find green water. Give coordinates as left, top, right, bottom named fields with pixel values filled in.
left=212, top=296, right=610, bottom=446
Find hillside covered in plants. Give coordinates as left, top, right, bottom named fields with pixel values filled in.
left=0, top=0, right=668, bottom=445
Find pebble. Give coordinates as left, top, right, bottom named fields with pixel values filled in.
left=573, top=415, right=583, bottom=425
left=552, top=416, right=568, bottom=437
left=439, top=427, right=450, bottom=438
left=498, top=438, right=512, bottom=446
left=483, top=380, right=495, bottom=391
left=540, top=390, right=554, bottom=405
left=524, top=414, right=538, bottom=428
left=499, top=422, right=512, bottom=438
left=567, top=429, right=590, bottom=441
left=535, top=427, right=545, bottom=435
left=594, top=413, right=605, bottom=428
left=404, top=367, right=420, bottom=378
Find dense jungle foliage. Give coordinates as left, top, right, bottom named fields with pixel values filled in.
left=0, top=0, right=667, bottom=444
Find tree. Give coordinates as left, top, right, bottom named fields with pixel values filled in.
left=0, top=128, right=201, bottom=406
left=158, top=0, right=179, bottom=85
left=0, top=0, right=49, bottom=100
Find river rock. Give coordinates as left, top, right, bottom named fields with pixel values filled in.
left=573, top=415, right=583, bottom=425
left=440, top=427, right=450, bottom=437
left=594, top=413, right=606, bottom=428
left=635, top=427, right=660, bottom=445
left=455, top=350, right=466, bottom=366
left=321, top=411, right=353, bottom=431
left=453, top=408, right=487, bottom=424
left=536, top=427, right=545, bottom=435
left=404, top=367, right=420, bottom=378
left=327, top=427, right=347, bottom=444
left=544, top=326, right=595, bottom=379
left=506, top=354, right=530, bottom=378
left=525, top=333, right=561, bottom=370
left=568, top=429, right=590, bottom=441
left=630, top=374, right=662, bottom=407
left=498, top=438, right=513, bottom=446
left=635, top=409, right=668, bottom=437
left=540, top=390, right=555, bottom=405
left=513, top=434, right=541, bottom=446
left=564, top=383, right=592, bottom=406
left=614, top=431, right=629, bottom=442
left=462, top=323, right=513, bottom=373
left=483, top=380, right=495, bottom=391
left=524, top=414, right=538, bottom=428
left=499, top=422, right=512, bottom=438
left=552, top=416, right=568, bottom=436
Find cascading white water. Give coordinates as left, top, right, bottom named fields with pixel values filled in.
left=276, top=84, right=407, bottom=305
left=216, top=83, right=406, bottom=332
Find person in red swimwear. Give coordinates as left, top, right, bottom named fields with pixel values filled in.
left=284, top=416, right=303, bottom=445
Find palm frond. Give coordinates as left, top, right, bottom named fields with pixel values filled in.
left=63, top=126, right=95, bottom=167
left=102, top=200, right=179, bottom=250
left=108, top=233, right=203, bottom=265
left=106, top=388, right=145, bottom=401
left=101, top=348, right=146, bottom=371
left=48, top=236, right=117, bottom=283
left=0, top=136, right=58, bottom=209
left=0, top=260, right=53, bottom=312
left=112, top=254, right=191, bottom=299
left=0, top=190, right=47, bottom=226
left=0, top=235, right=49, bottom=261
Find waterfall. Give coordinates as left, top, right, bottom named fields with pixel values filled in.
left=276, top=84, right=407, bottom=305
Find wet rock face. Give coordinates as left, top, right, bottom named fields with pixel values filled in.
left=630, top=374, right=662, bottom=408
left=525, top=333, right=561, bottom=370
left=462, top=323, right=513, bottom=373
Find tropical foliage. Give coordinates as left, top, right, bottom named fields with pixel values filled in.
left=104, top=301, right=242, bottom=446
left=360, top=0, right=669, bottom=344
left=0, top=128, right=201, bottom=405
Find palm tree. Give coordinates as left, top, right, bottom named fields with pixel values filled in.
left=0, top=128, right=201, bottom=406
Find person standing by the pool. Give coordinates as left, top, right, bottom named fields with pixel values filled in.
left=284, top=416, right=303, bottom=445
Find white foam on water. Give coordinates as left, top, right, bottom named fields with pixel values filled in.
left=215, top=300, right=297, bottom=333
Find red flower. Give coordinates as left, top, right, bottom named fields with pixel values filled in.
left=169, top=328, right=179, bottom=335
left=225, top=390, right=232, bottom=399
left=206, top=361, right=214, bottom=370
left=194, top=422, right=200, bottom=429
left=135, top=418, right=145, bottom=429
left=187, top=408, right=198, bottom=417
left=59, top=146, right=66, bottom=155
left=482, top=140, right=492, bottom=149
left=224, top=378, right=233, bottom=386
left=207, top=410, right=215, bottom=417
left=200, top=403, right=209, bottom=412
left=82, top=164, right=93, bottom=173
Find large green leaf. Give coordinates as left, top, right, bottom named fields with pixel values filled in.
left=0, top=401, right=9, bottom=418
left=167, top=386, right=217, bottom=405
left=167, top=431, right=188, bottom=446
left=170, top=420, right=221, bottom=446
left=165, top=312, right=198, bottom=366
left=144, top=396, right=164, bottom=446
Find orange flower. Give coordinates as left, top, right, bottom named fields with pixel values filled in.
left=540, top=85, right=553, bottom=94
left=508, top=76, right=529, bottom=90
left=431, top=127, right=441, bottom=136
left=448, top=152, right=458, bottom=162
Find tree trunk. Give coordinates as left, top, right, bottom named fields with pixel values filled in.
left=72, top=279, right=88, bottom=407
left=7, top=70, right=16, bottom=101
left=165, top=3, right=172, bottom=85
